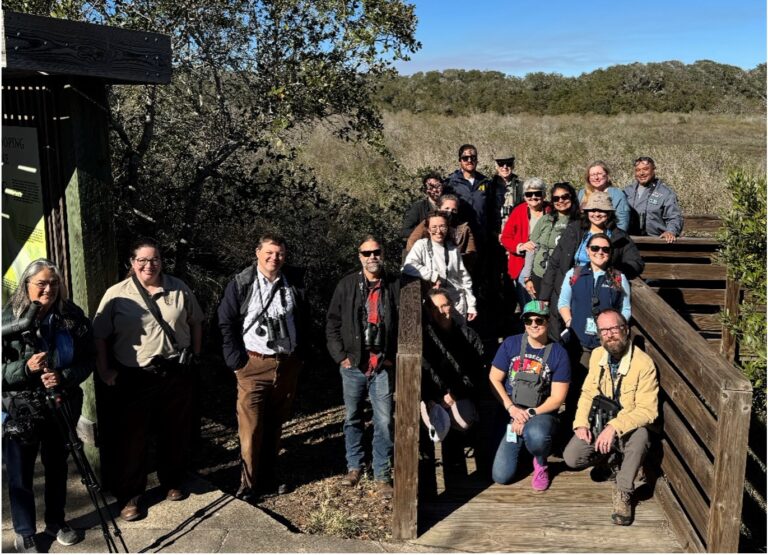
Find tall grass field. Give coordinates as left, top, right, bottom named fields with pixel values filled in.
left=300, top=111, right=766, bottom=218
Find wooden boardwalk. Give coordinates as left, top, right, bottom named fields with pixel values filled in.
left=413, top=453, right=682, bottom=553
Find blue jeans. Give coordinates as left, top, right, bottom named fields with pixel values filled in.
left=492, top=413, right=558, bottom=485
left=340, top=366, right=393, bottom=481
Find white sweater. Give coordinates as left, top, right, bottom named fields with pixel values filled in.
left=402, top=238, right=476, bottom=315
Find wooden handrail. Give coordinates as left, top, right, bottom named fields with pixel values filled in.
left=392, top=279, right=422, bottom=539
left=631, top=278, right=752, bottom=552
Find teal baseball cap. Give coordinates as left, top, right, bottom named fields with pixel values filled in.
left=521, top=300, right=549, bottom=319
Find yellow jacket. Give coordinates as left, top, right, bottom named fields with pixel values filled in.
left=573, top=344, right=659, bottom=437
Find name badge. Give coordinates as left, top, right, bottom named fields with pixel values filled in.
left=585, top=317, right=597, bottom=335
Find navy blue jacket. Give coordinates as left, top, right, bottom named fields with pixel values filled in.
left=443, top=169, right=490, bottom=232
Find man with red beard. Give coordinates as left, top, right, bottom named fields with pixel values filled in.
left=563, top=309, right=658, bottom=526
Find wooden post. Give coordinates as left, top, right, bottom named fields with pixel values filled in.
left=57, top=78, right=119, bottom=475
left=706, top=388, right=752, bottom=552
left=721, top=277, right=740, bottom=363
left=392, top=280, right=422, bottom=540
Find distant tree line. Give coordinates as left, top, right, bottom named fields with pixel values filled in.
left=376, top=60, right=767, bottom=115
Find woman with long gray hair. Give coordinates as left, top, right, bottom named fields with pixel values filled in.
left=2, top=258, right=92, bottom=552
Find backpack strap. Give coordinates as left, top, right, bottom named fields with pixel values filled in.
left=517, top=332, right=553, bottom=370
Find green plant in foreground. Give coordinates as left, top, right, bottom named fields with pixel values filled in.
left=718, top=170, right=767, bottom=410
left=307, top=486, right=362, bottom=538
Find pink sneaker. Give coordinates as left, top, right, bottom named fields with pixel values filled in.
left=531, top=458, right=550, bottom=491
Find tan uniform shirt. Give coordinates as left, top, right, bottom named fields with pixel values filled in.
left=92, top=274, right=204, bottom=368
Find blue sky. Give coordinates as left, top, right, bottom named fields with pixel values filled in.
left=394, top=0, right=766, bottom=76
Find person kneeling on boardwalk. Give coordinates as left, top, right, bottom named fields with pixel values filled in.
left=563, top=309, right=658, bottom=526
left=489, top=301, right=570, bottom=491
left=420, top=288, right=482, bottom=443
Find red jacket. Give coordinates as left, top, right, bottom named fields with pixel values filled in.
left=500, top=202, right=551, bottom=279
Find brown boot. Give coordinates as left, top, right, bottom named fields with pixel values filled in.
left=340, top=469, right=361, bottom=487
left=611, top=486, right=633, bottom=525
left=375, top=480, right=393, bottom=500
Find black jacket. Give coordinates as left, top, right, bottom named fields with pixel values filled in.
left=401, top=198, right=434, bottom=239
left=325, top=271, right=400, bottom=368
left=217, top=264, right=309, bottom=371
left=421, top=320, right=484, bottom=403
left=2, top=300, right=93, bottom=393
left=540, top=221, right=645, bottom=305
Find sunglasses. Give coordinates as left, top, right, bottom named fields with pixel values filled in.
left=523, top=316, right=547, bottom=326
left=524, top=191, right=543, bottom=198
left=460, top=155, right=477, bottom=162
left=359, top=249, right=382, bottom=258
left=551, top=193, right=572, bottom=203
left=497, top=160, right=514, bottom=168
left=588, top=245, right=611, bottom=254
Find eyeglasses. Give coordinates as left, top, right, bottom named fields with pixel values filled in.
left=460, top=155, right=477, bottom=162
left=551, top=193, right=572, bottom=203
left=497, top=161, right=514, bottom=168
left=429, top=225, right=448, bottom=232
left=633, top=156, right=655, bottom=167
left=589, top=172, right=607, bottom=178
left=589, top=245, right=611, bottom=254
left=524, top=191, right=543, bottom=199
left=523, top=316, right=547, bottom=326
left=586, top=209, right=608, bottom=215
left=425, top=182, right=442, bottom=189
left=30, top=279, right=59, bottom=289
left=598, top=324, right=626, bottom=336
left=359, top=249, right=382, bottom=258
left=134, top=257, right=161, bottom=266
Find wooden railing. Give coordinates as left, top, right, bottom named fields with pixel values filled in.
left=631, top=236, right=739, bottom=359
left=631, top=279, right=752, bottom=552
left=392, top=279, right=422, bottom=539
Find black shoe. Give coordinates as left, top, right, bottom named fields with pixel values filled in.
left=258, top=482, right=291, bottom=499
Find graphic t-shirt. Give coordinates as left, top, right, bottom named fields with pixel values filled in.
left=491, top=334, right=571, bottom=397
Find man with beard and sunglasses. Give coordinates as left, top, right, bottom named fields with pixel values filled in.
left=563, top=309, right=658, bottom=526
left=326, top=236, right=400, bottom=498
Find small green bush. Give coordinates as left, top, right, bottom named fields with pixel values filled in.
left=718, top=170, right=767, bottom=410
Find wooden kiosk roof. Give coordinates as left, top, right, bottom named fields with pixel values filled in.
left=2, top=9, right=171, bottom=84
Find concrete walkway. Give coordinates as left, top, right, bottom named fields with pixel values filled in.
left=2, top=461, right=441, bottom=553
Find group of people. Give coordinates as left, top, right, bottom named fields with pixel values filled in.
left=393, top=145, right=672, bottom=524
left=0, top=145, right=678, bottom=552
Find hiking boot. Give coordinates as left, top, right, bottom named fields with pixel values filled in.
left=44, top=522, right=82, bottom=546
left=14, top=534, right=38, bottom=553
left=611, top=486, right=633, bottom=525
left=375, top=480, right=394, bottom=500
left=531, top=458, right=550, bottom=491
left=119, top=496, right=141, bottom=521
left=340, top=469, right=361, bottom=487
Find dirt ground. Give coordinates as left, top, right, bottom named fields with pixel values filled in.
left=191, top=354, right=394, bottom=541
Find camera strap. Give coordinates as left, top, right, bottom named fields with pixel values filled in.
left=516, top=333, right=553, bottom=372
left=242, top=275, right=284, bottom=336
left=131, top=275, right=181, bottom=352
left=597, top=363, right=623, bottom=404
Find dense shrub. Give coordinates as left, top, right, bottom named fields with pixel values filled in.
left=718, top=171, right=767, bottom=410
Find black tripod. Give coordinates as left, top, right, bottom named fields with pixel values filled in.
left=45, top=389, right=129, bottom=552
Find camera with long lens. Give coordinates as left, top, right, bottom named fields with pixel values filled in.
left=363, top=322, right=384, bottom=350
left=256, top=314, right=289, bottom=345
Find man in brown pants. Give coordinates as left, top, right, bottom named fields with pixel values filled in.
left=217, top=234, right=308, bottom=502
left=562, top=309, right=658, bottom=526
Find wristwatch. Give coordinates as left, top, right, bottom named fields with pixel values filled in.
left=526, top=408, right=537, bottom=417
